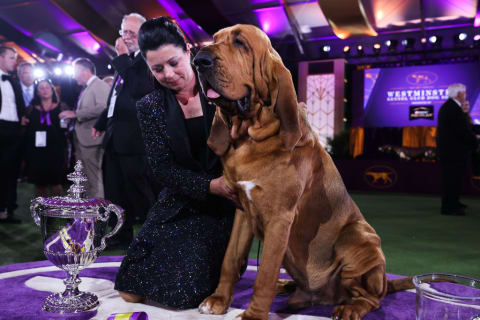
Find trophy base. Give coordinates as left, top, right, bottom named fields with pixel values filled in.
left=43, top=291, right=99, bottom=313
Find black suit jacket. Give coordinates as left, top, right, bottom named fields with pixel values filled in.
left=136, top=87, right=234, bottom=223
left=95, top=53, right=154, bottom=155
left=436, top=98, right=478, bottom=162
left=0, top=75, right=25, bottom=121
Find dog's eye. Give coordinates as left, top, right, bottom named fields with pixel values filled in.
left=234, top=37, right=248, bottom=50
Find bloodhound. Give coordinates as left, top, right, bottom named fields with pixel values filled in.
left=193, top=24, right=412, bottom=320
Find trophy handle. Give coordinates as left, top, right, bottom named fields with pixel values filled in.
left=98, top=204, right=125, bottom=251
left=30, top=197, right=43, bottom=226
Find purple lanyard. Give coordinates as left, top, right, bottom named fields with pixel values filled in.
left=39, top=110, right=52, bottom=126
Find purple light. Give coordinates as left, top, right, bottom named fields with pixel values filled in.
left=474, top=34, right=480, bottom=41
left=156, top=0, right=211, bottom=42
left=70, top=31, right=101, bottom=54
left=253, top=7, right=289, bottom=36
left=475, top=12, right=480, bottom=27
left=263, top=21, right=271, bottom=32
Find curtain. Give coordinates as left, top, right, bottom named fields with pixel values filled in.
left=349, top=127, right=364, bottom=158
left=402, top=126, right=437, bottom=148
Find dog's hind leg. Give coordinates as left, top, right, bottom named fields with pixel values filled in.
left=199, top=209, right=254, bottom=315
left=286, top=286, right=313, bottom=310
left=331, top=221, right=388, bottom=320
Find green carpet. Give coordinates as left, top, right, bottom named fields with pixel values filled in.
left=1, top=183, right=479, bottom=279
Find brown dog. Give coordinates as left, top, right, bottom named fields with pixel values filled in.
left=193, top=24, right=411, bottom=320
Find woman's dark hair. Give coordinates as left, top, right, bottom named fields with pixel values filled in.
left=30, top=79, right=58, bottom=107
left=138, top=17, right=187, bottom=58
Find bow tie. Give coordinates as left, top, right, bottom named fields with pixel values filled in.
left=1, top=74, right=12, bottom=81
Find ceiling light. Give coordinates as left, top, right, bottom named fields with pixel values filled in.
left=457, top=33, right=467, bottom=41
left=429, top=35, right=442, bottom=47
left=356, top=45, right=364, bottom=55
left=385, top=39, right=398, bottom=51
left=322, top=45, right=331, bottom=53
left=401, top=38, right=415, bottom=49
left=64, top=65, right=74, bottom=76
left=33, top=68, right=45, bottom=79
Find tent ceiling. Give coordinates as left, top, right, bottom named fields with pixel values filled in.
left=0, top=0, right=478, bottom=65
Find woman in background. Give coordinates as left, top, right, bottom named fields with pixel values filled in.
left=114, top=17, right=239, bottom=309
left=22, top=79, right=68, bottom=197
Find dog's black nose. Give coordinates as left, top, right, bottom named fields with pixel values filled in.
left=193, top=51, right=214, bottom=70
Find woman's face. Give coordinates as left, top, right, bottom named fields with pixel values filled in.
left=37, top=81, right=53, bottom=100
left=145, top=44, right=194, bottom=92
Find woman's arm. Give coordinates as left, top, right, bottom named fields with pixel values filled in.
left=136, top=92, right=214, bottom=201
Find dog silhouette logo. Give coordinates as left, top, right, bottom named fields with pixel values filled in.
left=471, top=175, right=480, bottom=191
left=364, top=166, right=397, bottom=189
left=406, top=71, right=438, bottom=86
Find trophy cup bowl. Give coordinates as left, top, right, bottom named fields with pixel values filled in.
left=30, top=161, right=124, bottom=313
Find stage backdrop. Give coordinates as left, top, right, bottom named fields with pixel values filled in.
left=363, top=62, right=480, bottom=127
left=298, top=59, right=346, bottom=147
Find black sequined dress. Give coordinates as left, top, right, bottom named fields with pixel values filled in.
left=114, top=87, right=235, bottom=309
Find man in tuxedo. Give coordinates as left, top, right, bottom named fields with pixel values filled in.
left=93, top=13, right=157, bottom=249
left=0, top=46, right=25, bottom=223
left=59, top=58, right=110, bottom=198
left=17, top=62, right=34, bottom=107
left=436, top=83, right=479, bottom=216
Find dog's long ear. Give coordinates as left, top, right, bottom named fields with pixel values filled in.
left=272, top=61, right=302, bottom=151
left=252, top=31, right=301, bottom=150
left=207, top=107, right=231, bottom=156
left=252, top=30, right=274, bottom=106
left=252, top=28, right=301, bottom=151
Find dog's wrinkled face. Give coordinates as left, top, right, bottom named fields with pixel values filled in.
left=194, top=25, right=268, bottom=117
left=195, top=24, right=302, bottom=154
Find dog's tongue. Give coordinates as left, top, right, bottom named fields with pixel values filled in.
left=207, top=88, right=220, bottom=99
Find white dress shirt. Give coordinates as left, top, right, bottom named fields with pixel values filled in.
left=0, top=70, right=19, bottom=122
left=452, top=98, right=462, bottom=108
left=21, top=82, right=34, bottom=107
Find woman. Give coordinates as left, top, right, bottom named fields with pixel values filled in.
left=114, top=17, right=239, bottom=308
left=22, top=79, right=68, bottom=197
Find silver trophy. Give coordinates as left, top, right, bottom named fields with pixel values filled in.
left=31, top=160, right=124, bottom=313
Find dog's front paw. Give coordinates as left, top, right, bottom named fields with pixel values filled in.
left=198, top=295, right=230, bottom=315
left=332, top=303, right=369, bottom=320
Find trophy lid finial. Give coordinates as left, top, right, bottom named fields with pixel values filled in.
left=67, top=160, right=88, bottom=199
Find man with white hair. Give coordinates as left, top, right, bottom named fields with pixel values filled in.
left=436, top=83, right=478, bottom=216
left=93, top=13, right=157, bottom=249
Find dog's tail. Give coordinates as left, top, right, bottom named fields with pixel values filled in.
left=387, top=277, right=415, bottom=293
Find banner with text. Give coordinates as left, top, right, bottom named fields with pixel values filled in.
left=363, top=62, right=480, bottom=127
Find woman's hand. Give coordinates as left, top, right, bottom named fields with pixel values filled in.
left=210, top=176, right=242, bottom=209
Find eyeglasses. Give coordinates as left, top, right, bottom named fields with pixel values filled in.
left=119, top=29, right=137, bottom=38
